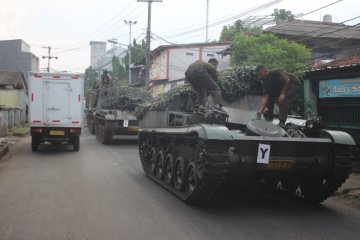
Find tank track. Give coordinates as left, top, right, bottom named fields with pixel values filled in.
left=266, top=145, right=353, bottom=204
left=95, top=118, right=114, bottom=144
left=87, top=117, right=95, bottom=135
left=139, top=132, right=230, bottom=203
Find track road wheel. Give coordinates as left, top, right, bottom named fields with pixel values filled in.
left=148, top=147, right=157, bottom=175
left=156, top=150, right=165, bottom=179
left=31, top=136, right=40, bottom=152
left=186, top=162, right=198, bottom=196
left=174, top=156, right=186, bottom=191
left=194, top=141, right=206, bottom=179
left=164, top=153, right=174, bottom=185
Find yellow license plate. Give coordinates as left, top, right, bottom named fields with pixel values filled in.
left=127, top=126, right=139, bottom=132
left=49, top=130, right=65, bottom=136
left=257, top=160, right=293, bottom=170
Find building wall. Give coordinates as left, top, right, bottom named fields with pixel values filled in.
left=311, top=39, right=359, bottom=63
left=200, top=45, right=231, bottom=72
left=150, top=44, right=231, bottom=83
left=150, top=45, right=230, bottom=81
left=151, top=50, right=169, bottom=81
left=305, top=68, right=360, bottom=149
left=169, top=48, right=199, bottom=81
left=0, top=39, right=39, bottom=84
left=0, top=90, right=20, bottom=108
left=149, top=43, right=231, bottom=95
left=90, top=41, right=106, bottom=69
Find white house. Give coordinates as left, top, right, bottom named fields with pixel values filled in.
left=149, top=42, right=231, bottom=96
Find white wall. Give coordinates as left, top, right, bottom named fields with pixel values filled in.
left=90, top=42, right=106, bottom=69
left=168, top=48, right=199, bottom=81
left=150, top=44, right=231, bottom=83
left=200, top=45, right=231, bottom=72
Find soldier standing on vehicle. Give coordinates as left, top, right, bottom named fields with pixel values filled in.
left=185, top=58, right=225, bottom=112
left=255, top=65, right=302, bottom=125
left=101, top=69, right=111, bottom=85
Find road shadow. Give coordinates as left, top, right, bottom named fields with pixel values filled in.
left=32, top=143, right=77, bottom=154
left=109, top=139, right=138, bottom=145
left=192, top=182, right=340, bottom=218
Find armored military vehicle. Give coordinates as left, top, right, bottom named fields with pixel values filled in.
left=86, top=82, right=151, bottom=144
left=136, top=68, right=355, bottom=204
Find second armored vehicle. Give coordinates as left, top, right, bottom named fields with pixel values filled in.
left=86, top=82, right=151, bottom=144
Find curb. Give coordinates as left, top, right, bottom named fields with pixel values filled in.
left=12, top=129, right=30, bottom=137
left=0, top=144, right=9, bottom=160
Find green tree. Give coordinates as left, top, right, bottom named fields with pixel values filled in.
left=84, top=66, right=98, bottom=92
left=272, top=8, right=294, bottom=24
left=220, top=20, right=262, bottom=42
left=112, top=56, right=127, bottom=84
left=123, top=39, right=146, bottom=75
left=231, top=33, right=311, bottom=76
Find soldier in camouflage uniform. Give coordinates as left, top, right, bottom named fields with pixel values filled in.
left=185, top=58, right=224, bottom=112
left=256, top=65, right=302, bottom=125
left=101, top=69, right=111, bottom=85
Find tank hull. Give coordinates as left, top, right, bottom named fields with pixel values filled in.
left=138, top=110, right=355, bottom=204
left=95, top=110, right=138, bottom=144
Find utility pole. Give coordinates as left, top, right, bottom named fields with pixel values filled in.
left=137, top=0, right=162, bottom=91
left=206, top=0, right=209, bottom=42
left=42, top=46, right=58, bottom=72
left=124, top=20, right=137, bottom=85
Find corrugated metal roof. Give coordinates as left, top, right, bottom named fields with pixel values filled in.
left=266, top=20, right=360, bottom=40
left=324, top=56, right=360, bottom=67
left=309, top=55, right=360, bottom=71
left=0, top=70, right=26, bottom=90
left=151, top=42, right=230, bottom=56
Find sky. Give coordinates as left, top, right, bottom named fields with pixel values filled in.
left=1, top=0, right=359, bottom=73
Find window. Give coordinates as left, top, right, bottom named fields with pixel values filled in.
left=207, top=54, right=214, bottom=57
left=186, top=52, right=194, bottom=56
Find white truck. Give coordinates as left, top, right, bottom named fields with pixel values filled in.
left=28, top=72, right=84, bottom=151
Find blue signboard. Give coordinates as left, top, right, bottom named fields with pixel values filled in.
left=319, top=78, right=360, bottom=98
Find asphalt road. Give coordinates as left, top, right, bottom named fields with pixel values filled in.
left=0, top=132, right=360, bottom=240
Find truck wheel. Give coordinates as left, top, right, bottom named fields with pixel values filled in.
left=31, top=136, right=40, bottom=152
left=72, top=136, right=80, bottom=151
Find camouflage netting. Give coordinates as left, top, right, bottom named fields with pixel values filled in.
left=134, top=66, right=258, bottom=120
left=217, top=66, right=257, bottom=102
left=102, top=83, right=152, bottom=109
left=86, top=83, right=101, bottom=108
left=135, top=84, right=192, bottom=120
left=86, top=82, right=152, bottom=110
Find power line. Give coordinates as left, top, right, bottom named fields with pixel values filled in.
left=232, top=0, right=345, bottom=37
left=53, top=45, right=90, bottom=55
left=67, top=1, right=139, bottom=48
left=312, top=28, right=360, bottom=53
left=262, top=0, right=344, bottom=27
left=161, top=0, right=284, bottom=39
left=0, top=10, right=15, bottom=38
left=86, top=7, right=146, bottom=45
left=151, top=32, right=230, bottom=55
left=295, top=17, right=360, bottom=43
left=95, top=49, right=131, bottom=70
